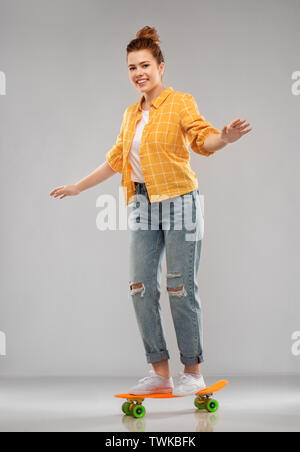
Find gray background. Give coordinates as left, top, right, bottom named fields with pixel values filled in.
left=0, top=0, right=299, bottom=377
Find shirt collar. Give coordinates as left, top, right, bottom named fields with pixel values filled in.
left=137, top=86, right=174, bottom=112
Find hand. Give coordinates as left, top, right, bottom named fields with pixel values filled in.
left=49, top=184, right=81, bottom=199
left=220, top=118, right=252, bottom=144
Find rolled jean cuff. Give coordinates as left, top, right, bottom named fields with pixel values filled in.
left=146, top=350, right=170, bottom=364
left=180, top=354, right=204, bottom=366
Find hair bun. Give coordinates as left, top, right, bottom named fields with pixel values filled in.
left=136, top=26, right=160, bottom=46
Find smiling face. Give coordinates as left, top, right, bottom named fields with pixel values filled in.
left=127, top=49, right=165, bottom=93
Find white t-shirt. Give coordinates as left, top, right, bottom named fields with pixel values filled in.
left=128, top=109, right=149, bottom=182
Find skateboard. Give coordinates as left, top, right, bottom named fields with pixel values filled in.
left=114, top=379, right=228, bottom=418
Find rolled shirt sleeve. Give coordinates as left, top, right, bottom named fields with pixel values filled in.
left=106, top=109, right=127, bottom=173
left=180, top=93, right=221, bottom=156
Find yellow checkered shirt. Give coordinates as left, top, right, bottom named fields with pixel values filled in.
left=106, top=86, right=221, bottom=205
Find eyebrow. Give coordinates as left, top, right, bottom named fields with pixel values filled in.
left=128, top=60, right=151, bottom=67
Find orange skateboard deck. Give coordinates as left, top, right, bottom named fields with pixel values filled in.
left=115, top=379, right=228, bottom=418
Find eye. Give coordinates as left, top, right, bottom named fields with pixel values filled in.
left=129, top=64, right=149, bottom=71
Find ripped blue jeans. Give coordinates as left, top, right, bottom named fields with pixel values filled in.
left=128, top=182, right=205, bottom=366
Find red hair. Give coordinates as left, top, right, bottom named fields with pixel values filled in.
left=126, top=26, right=165, bottom=66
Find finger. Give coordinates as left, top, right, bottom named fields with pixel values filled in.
left=241, top=128, right=252, bottom=135
left=50, top=189, right=63, bottom=196
left=238, top=123, right=250, bottom=131
left=233, top=120, right=247, bottom=128
left=230, top=118, right=241, bottom=126
left=236, top=119, right=247, bottom=126
left=234, top=122, right=249, bottom=130
left=50, top=186, right=64, bottom=195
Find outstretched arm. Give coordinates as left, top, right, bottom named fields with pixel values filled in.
left=49, top=161, right=117, bottom=199
left=203, top=118, right=252, bottom=153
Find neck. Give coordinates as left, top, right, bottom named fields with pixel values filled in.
left=142, top=84, right=165, bottom=108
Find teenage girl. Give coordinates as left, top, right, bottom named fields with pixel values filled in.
left=50, top=26, right=252, bottom=396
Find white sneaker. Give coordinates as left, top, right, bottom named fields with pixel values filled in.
left=173, top=372, right=206, bottom=396
left=129, top=369, right=174, bottom=395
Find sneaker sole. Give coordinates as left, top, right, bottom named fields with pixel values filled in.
left=173, top=387, right=207, bottom=397
left=129, top=388, right=174, bottom=395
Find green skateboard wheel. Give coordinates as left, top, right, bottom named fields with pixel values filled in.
left=206, top=399, right=219, bottom=413
left=122, top=402, right=131, bottom=415
left=132, top=404, right=146, bottom=418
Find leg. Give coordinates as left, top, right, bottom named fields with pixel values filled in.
left=151, top=359, right=171, bottom=378
left=184, top=363, right=201, bottom=374
left=163, top=190, right=204, bottom=368
left=129, top=196, right=170, bottom=371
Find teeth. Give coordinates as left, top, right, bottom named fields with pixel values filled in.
left=137, top=79, right=148, bottom=84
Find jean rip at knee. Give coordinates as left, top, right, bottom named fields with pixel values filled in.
left=129, top=281, right=146, bottom=297
left=166, top=272, right=188, bottom=297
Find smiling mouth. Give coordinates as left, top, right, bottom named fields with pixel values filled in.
left=136, top=79, right=148, bottom=86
